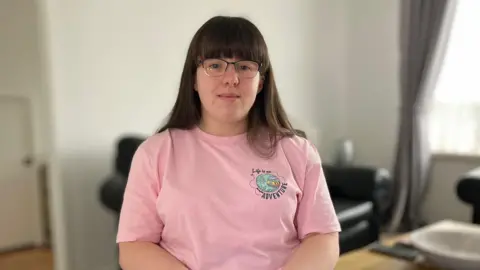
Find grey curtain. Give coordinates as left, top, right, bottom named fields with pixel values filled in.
left=388, top=0, right=454, bottom=232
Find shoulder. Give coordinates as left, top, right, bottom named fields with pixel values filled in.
left=279, top=135, right=322, bottom=166
left=137, top=129, right=172, bottom=155
left=137, top=128, right=194, bottom=157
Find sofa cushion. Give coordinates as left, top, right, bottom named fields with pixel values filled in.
left=333, top=198, right=373, bottom=229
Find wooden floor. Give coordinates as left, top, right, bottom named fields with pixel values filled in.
left=0, top=248, right=53, bottom=270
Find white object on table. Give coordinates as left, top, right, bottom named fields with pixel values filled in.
left=410, top=219, right=480, bottom=270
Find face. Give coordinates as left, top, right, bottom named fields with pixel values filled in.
left=195, top=57, right=263, bottom=124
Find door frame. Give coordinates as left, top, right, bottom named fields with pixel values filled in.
left=35, top=1, right=70, bottom=269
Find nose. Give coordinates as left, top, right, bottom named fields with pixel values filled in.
left=222, top=64, right=239, bottom=87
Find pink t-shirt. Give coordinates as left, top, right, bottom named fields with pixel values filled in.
left=116, top=127, right=341, bottom=270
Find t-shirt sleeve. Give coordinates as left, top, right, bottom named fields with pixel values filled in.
left=116, top=142, right=164, bottom=243
left=295, top=142, right=341, bottom=240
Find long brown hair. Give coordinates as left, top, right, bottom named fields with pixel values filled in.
left=157, top=15, right=297, bottom=158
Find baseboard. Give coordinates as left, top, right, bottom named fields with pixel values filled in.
left=0, top=243, right=37, bottom=254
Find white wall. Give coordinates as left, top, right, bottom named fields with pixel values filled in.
left=344, top=0, right=401, bottom=170
left=40, top=1, right=346, bottom=269
left=0, top=0, right=50, bottom=246
left=0, top=0, right=50, bottom=163
left=312, top=0, right=349, bottom=162
left=343, top=0, right=476, bottom=225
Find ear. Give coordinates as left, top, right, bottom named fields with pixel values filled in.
left=194, top=83, right=198, bottom=91
left=257, top=76, right=264, bottom=93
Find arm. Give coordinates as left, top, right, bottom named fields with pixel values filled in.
left=282, top=232, right=339, bottom=270
left=116, top=140, right=187, bottom=270
left=283, top=141, right=341, bottom=270
left=119, top=242, right=187, bottom=270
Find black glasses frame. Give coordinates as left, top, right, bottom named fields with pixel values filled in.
left=198, top=58, right=263, bottom=78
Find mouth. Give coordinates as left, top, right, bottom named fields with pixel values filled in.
left=217, top=94, right=240, bottom=100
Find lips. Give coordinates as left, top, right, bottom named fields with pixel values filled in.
left=218, top=94, right=240, bottom=98
left=217, top=94, right=240, bottom=100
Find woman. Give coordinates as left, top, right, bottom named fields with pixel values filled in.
left=117, top=15, right=341, bottom=270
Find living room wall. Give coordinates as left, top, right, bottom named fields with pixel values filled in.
left=39, top=1, right=348, bottom=269
left=344, top=0, right=400, bottom=171
left=0, top=0, right=51, bottom=170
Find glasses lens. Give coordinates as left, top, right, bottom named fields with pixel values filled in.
left=202, top=59, right=260, bottom=78
left=235, top=61, right=259, bottom=78
left=203, top=59, right=227, bottom=77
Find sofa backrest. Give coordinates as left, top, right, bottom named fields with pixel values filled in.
left=115, top=136, right=146, bottom=178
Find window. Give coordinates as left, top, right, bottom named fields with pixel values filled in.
left=429, top=0, right=480, bottom=155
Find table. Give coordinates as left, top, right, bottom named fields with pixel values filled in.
left=335, top=234, right=438, bottom=270
left=335, top=220, right=480, bottom=269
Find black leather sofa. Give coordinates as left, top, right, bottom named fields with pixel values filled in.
left=100, top=136, right=392, bottom=255
left=323, top=164, right=391, bottom=253
left=456, top=167, right=480, bottom=224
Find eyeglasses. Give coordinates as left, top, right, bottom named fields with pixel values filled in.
left=199, top=58, right=261, bottom=78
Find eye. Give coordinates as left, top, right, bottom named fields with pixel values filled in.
left=239, top=65, right=251, bottom=71
left=237, top=61, right=258, bottom=72
left=203, top=59, right=225, bottom=71
left=209, top=63, right=221, bottom=69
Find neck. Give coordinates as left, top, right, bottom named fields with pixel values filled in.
left=199, top=117, right=247, bottom=137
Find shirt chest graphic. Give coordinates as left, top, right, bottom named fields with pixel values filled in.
left=249, top=168, right=288, bottom=200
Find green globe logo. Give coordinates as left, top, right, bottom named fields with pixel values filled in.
left=256, top=174, right=281, bottom=193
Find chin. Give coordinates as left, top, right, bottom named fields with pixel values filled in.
left=218, top=113, right=247, bottom=124
left=223, top=116, right=246, bottom=124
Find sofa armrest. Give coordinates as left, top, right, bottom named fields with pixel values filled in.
left=99, top=174, right=127, bottom=214
left=322, top=165, right=392, bottom=212
left=456, top=167, right=480, bottom=206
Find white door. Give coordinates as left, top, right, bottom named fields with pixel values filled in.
left=0, top=96, right=41, bottom=251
